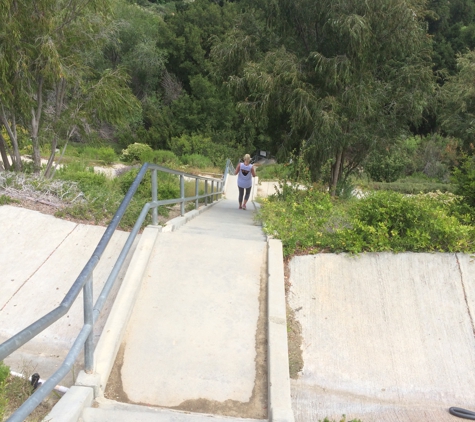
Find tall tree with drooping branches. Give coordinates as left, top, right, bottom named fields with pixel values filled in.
left=213, top=0, right=435, bottom=193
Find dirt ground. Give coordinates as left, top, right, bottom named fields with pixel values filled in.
left=104, top=250, right=269, bottom=419
left=284, top=259, right=304, bottom=379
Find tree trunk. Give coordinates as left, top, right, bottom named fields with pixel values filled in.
left=0, top=106, right=22, bottom=171
left=43, top=135, right=57, bottom=178
left=31, top=76, right=44, bottom=173
left=44, top=79, right=66, bottom=178
left=330, top=148, right=343, bottom=197
left=0, top=131, right=11, bottom=171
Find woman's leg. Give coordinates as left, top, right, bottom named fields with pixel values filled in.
left=242, top=187, right=251, bottom=209
left=238, top=187, right=244, bottom=208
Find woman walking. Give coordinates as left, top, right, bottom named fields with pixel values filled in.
left=235, top=154, right=256, bottom=210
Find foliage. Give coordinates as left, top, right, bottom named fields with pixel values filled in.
left=439, top=50, right=475, bottom=150
left=368, top=181, right=455, bottom=194
left=259, top=188, right=475, bottom=256
left=0, top=0, right=141, bottom=175
left=256, top=164, right=291, bottom=181
left=180, top=154, right=213, bottom=169
left=0, top=194, right=18, bottom=205
left=0, top=361, right=7, bottom=420
left=56, top=163, right=109, bottom=192
left=365, top=152, right=409, bottom=183
left=452, top=155, right=475, bottom=211
left=259, top=185, right=335, bottom=256
left=214, top=0, right=435, bottom=189
left=120, top=143, right=154, bottom=163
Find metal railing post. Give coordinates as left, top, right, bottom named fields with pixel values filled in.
left=180, top=175, right=185, bottom=216
left=152, top=169, right=158, bottom=225
left=83, top=275, right=94, bottom=373
left=205, top=180, right=208, bottom=206
left=195, top=179, right=199, bottom=210
left=211, top=181, right=214, bottom=203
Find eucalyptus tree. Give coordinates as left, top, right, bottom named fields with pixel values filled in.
left=214, top=0, right=435, bottom=192
left=0, top=0, right=140, bottom=174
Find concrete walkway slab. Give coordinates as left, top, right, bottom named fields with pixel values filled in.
left=288, top=252, right=475, bottom=422
left=0, top=205, right=136, bottom=382
left=114, top=196, right=267, bottom=415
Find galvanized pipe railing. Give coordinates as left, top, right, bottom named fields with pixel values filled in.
left=0, top=159, right=234, bottom=422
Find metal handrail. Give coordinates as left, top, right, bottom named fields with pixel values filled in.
left=0, top=160, right=233, bottom=422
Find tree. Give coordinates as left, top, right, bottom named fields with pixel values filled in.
left=439, top=49, right=475, bottom=150
left=0, top=0, right=140, bottom=174
left=213, top=0, right=435, bottom=193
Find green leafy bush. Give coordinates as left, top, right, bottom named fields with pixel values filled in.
left=259, top=184, right=335, bottom=255
left=259, top=188, right=475, bottom=256
left=56, top=162, right=108, bottom=191
left=120, top=143, right=153, bottom=163
left=452, top=155, right=475, bottom=209
left=140, top=150, right=180, bottom=166
left=369, top=181, right=455, bottom=194
left=256, top=163, right=291, bottom=180
left=180, top=154, right=213, bottom=169
left=337, top=191, right=475, bottom=253
left=96, top=147, right=117, bottom=165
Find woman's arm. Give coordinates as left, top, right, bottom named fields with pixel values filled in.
left=234, top=163, right=241, bottom=175
left=251, top=166, right=256, bottom=177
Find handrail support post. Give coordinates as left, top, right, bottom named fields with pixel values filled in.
left=195, top=179, right=199, bottom=210
left=180, top=175, right=185, bottom=216
left=83, top=275, right=94, bottom=374
left=152, top=169, right=158, bottom=225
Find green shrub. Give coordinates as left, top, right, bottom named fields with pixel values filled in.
left=120, top=143, right=153, bottom=163
left=369, top=181, right=455, bottom=194
left=259, top=185, right=335, bottom=256
left=56, top=162, right=108, bottom=191
left=365, top=150, right=409, bottom=182
left=180, top=154, right=213, bottom=169
left=142, top=150, right=180, bottom=166
left=335, top=191, right=475, bottom=253
left=259, top=188, right=475, bottom=256
left=452, top=155, right=475, bottom=210
left=96, top=147, right=117, bottom=165
left=117, top=168, right=180, bottom=201
left=256, top=163, right=290, bottom=180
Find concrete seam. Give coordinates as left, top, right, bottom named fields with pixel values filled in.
left=455, top=253, right=475, bottom=337
left=0, top=222, right=79, bottom=312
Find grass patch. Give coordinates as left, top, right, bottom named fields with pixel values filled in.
left=0, top=194, right=19, bottom=205
left=0, top=361, right=59, bottom=422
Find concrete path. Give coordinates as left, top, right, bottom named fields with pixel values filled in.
left=288, top=252, right=475, bottom=422
left=0, top=205, right=136, bottom=384
left=109, top=176, right=268, bottom=418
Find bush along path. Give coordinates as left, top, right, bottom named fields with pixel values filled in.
left=258, top=185, right=475, bottom=256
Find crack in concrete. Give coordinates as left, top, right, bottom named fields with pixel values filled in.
left=455, top=253, right=475, bottom=337
left=0, top=223, right=79, bottom=312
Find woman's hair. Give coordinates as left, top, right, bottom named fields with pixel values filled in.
left=243, top=154, right=251, bottom=164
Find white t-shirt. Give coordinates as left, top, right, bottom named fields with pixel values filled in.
left=237, top=163, right=253, bottom=189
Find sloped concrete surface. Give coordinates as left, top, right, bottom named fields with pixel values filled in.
left=119, top=192, right=267, bottom=407
left=288, top=252, right=475, bottom=422
left=0, top=205, right=136, bottom=382
left=83, top=398, right=265, bottom=422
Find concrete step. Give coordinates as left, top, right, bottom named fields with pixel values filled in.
left=82, top=400, right=266, bottom=422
